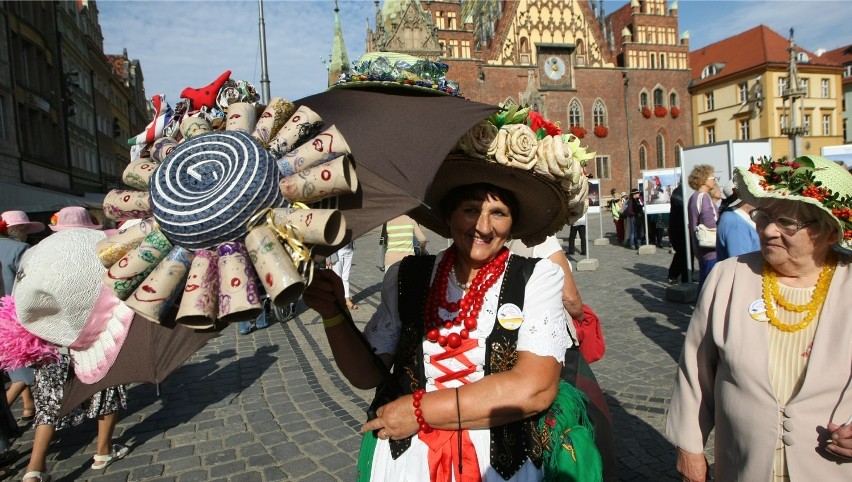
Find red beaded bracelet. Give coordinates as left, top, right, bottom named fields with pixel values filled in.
left=412, top=389, right=433, bottom=433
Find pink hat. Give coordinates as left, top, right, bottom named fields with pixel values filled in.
left=49, top=206, right=102, bottom=232
left=1, top=211, right=45, bottom=234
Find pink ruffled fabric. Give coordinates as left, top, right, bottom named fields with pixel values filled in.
left=0, top=295, right=59, bottom=370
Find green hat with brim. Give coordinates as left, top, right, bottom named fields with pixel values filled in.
left=733, top=155, right=852, bottom=253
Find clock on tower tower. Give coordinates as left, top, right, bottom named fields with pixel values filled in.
left=537, top=45, right=574, bottom=90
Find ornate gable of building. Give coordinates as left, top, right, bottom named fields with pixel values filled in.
left=381, top=0, right=442, bottom=58
left=479, top=0, right=614, bottom=68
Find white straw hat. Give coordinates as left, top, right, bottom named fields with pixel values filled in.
left=14, top=229, right=133, bottom=383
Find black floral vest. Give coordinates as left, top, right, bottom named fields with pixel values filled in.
left=371, top=253, right=544, bottom=480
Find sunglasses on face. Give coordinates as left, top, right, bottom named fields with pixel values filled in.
left=749, top=208, right=816, bottom=236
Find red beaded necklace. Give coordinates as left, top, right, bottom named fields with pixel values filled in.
left=424, top=246, right=511, bottom=348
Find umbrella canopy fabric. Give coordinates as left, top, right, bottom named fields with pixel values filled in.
left=60, top=315, right=217, bottom=417
left=294, top=88, right=497, bottom=250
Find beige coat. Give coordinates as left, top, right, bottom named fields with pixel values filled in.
left=666, top=253, right=852, bottom=481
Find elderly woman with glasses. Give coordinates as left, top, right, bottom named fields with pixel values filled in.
left=666, top=156, right=852, bottom=482
left=686, top=165, right=720, bottom=288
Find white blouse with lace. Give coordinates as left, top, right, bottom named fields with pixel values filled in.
left=363, top=251, right=571, bottom=481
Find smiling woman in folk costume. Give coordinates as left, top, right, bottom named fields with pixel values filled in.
left=304, top=104, right=601, bottom=482
left=667, top=156, right=852, bottom=481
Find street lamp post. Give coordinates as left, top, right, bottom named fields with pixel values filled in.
left=622, top=71, right=634, bottom=189
left=258, top=0, right=271, bottom=104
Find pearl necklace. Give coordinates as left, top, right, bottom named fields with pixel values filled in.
left=451, top=266, right=470, bottom=290
left=761, top=258, right=836, bottom=333
left=424, top=246, right=510, bottom=348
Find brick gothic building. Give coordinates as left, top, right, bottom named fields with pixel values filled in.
left=358, top=0, right=693, bottom=193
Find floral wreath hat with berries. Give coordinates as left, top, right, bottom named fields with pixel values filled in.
left=734, top=154, right=852, bottom=253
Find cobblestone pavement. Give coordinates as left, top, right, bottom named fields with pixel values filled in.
left=4, top=214, right=712, bottom=481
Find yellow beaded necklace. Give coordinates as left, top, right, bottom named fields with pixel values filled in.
left=761, top=258, right=836, bottom=332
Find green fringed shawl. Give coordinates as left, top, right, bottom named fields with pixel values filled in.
left=539, top=380, right=603, bottom=482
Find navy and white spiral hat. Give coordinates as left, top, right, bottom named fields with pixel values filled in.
left=151, top=131, right=285, bottom=250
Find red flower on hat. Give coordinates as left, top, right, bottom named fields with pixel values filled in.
left=527, top=111, right=561, bottom=139
left=0, top=220, right=7, bottom=237
left=50, top=213, right=58, bottom=226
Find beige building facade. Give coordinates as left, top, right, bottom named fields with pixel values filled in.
left=689, top=25, right=844, bottom=161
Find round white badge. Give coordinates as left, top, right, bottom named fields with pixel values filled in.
left=497, top=303, right=524, bottom=330
left=748, top=299, right=769, bottom=322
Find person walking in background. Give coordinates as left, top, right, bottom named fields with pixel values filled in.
left=0, top=211, right=44, bottom=426
left=623, top=189, right=645, bottom=250
left=567, top=215, right=587, bottom=256
left=11, top=218, right=130, bottom=482
left=48, top=206, right=101, bottom=231
left=382, top=214, right=427, bottom=269
left=610, top=191, right=626, bottom=244
left=686, top=165, right=719, bottom=289
left=331, top=241, right=357, bottom=310
left=667, top=183, right=689, bottom=284
left=716, top=181, right=760, bottom=261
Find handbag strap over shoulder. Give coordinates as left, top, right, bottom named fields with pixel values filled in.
left=695, top=191, right=718, bottom=223
left=695, top=191, right=704, bottom=216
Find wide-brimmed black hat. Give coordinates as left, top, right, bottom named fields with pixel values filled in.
left=412, top=155, right=570, bottom=245
left=410, top=108, right=594, bottom=245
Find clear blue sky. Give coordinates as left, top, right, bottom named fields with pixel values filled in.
left=98, top=0, right=852, bottom=104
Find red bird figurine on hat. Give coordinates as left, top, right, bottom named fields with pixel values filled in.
left=180, top=70, right=231, bottom=110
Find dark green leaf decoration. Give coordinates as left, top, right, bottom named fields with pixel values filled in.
left=793, top=156, right=815, bottom=169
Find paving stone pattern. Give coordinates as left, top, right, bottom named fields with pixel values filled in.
left=5, top=214, right=715, bottom=481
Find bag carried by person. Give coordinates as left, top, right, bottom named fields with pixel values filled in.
left=573, top=305, right=605, bottom=364
left=694, top=192, right=717, bottom=249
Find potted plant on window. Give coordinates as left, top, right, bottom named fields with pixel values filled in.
left=654, top=106, right=668, bottom=118
left=593, top=125, right=608, bottom=138
left=641, top=106, right=652, bottom=118
left=671, top=106, right=681, bottom=119
left=569, top=125, right=587, bottom=138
